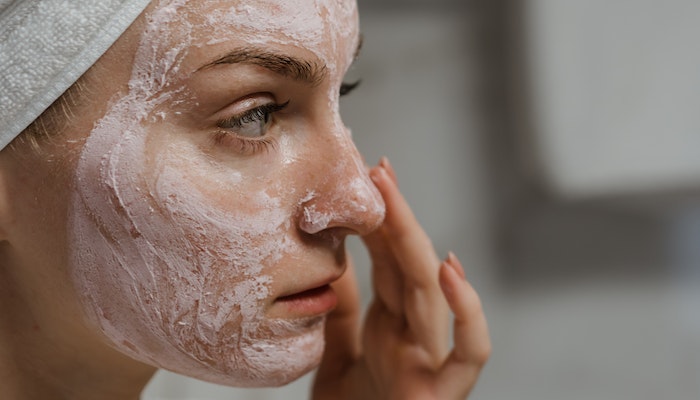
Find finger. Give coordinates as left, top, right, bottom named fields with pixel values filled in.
left=369, top=164, right=440, bottom=288
left=368, top=164, right=449, bottom=361
left=316, top=255, right=362, bottom=380
left=361, top=299, right=405, bottom=388
left=362, top=173, right=403, bottom=316
left=368, top=235, right=404, bottom=316
left=448, top=251, right=466, bottom=279
left=379, top=156, right=398, bottom=185
left=405, top=278, right=450, bottom=365
left=437, top=255, right=491, bottom=399
left=362, top=161, right=404, bottom=316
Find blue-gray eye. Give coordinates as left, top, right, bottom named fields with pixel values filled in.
left=217, top=101, right=289, bottom=138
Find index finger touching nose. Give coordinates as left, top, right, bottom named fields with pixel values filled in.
left=379, top=156, right=398, bottom=185
left=368, top=159, right=440, bottom=287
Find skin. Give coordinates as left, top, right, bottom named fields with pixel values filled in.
left=0, top=0, right=490, bottom=399
left=66, top=0, right=380, bottom=387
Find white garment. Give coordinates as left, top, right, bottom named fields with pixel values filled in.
left=0, top=0, right=152, bottom=149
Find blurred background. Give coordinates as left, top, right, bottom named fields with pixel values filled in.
left=144, top=0, right=700, bottom=398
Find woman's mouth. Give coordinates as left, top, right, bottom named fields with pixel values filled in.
left=275, top=284, right=338, bottom=317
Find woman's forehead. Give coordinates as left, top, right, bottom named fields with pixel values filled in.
left=127, top=0, right=359, bottom=85
left=147, top=0, right=359, bottom=70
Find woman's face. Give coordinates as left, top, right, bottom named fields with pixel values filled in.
left=59, top=0, right=383, bottom=387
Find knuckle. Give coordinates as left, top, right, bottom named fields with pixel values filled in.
left=472, top=342, right=492, bottom=366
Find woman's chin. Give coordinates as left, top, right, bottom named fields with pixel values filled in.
left=164, top=317, right=326, bottom=388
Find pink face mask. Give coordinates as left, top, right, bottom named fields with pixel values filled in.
left=68, top=0, right=384, bottom=387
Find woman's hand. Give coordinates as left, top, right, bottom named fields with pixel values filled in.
left=313, top=157, right=491, bottom=399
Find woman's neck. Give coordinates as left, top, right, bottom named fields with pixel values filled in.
left=0, top=265, right=156, bottom=400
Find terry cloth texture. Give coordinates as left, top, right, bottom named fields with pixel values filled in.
left=0, top=0, right=152, bottom=150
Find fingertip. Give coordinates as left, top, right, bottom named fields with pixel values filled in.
left=440, top=258, right=485, bottom=324
left=439, top=261, right=458, bottom=301
left=447, top=251, right=457, bottom=262
left=369, top=165, right=386, bottom=189
left=369, top=165, right=398, bottom=209
left=447, top=251, right=466, bottom=279
left=369, top=167, right=381, bottom=184
left=379, top=156, right=399, bottom=185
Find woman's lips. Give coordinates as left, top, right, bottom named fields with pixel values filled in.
left=275, top=284, right=338, bottom=316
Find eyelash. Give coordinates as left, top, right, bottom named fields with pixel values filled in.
left=213, top=81, right=361, bottom=155
left=340, top=80, right=361, bottom=97
left=217, top=101, right=289, bottom=131
left=214, top=101, right=289, bottom=154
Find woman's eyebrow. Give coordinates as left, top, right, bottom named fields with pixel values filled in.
left=197, top=47, right=328, bottom=86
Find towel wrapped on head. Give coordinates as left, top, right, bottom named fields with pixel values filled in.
left=0, top=0, right=152, bottom=150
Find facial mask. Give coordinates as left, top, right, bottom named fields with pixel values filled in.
left=68, top=0, right=383, bottom=387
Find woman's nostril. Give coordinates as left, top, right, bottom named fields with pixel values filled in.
left=299, top=172, right=385, bottom=236
left=302, top=203, right=333, bottom=234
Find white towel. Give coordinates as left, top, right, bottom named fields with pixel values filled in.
left=0, top=0, right=152, bottom=150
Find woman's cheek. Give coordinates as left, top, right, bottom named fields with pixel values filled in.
left=63, top=0, right=359, bottom=386
left=68, top=90, right=323, bottom=386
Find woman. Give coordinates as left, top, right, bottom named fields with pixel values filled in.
left=0, top=0, right=490, bottom=399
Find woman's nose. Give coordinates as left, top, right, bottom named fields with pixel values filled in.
left=298, top=133, right=385, bottom=237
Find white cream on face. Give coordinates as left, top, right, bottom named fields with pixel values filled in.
left=68, top=0, right=383, bottom=387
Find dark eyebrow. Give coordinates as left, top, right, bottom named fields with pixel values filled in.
left=197, top=47, right=327, bottom=86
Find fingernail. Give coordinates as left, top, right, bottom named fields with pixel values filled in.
left=382, top=156, right=396, bottom=176
left=370, top=167, right=383, bottom=184
left=370, top=165, right=389, bottom=183
left=447, top=251, right=466, bottom=279
left=379, top=156, right=389, bottom=169
left=439, top=262, right=454, bottom=297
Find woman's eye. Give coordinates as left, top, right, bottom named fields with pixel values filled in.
left=217, top=101, right=289, bottom=138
